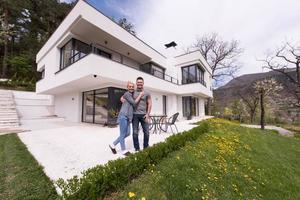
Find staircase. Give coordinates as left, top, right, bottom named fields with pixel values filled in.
left=0, top=90, right=20, bottom=130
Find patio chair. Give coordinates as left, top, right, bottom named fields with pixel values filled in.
left=159, top=112, right=179, bottom=134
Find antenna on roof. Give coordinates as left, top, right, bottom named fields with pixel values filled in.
left=165, top=41, right=177, bottom=49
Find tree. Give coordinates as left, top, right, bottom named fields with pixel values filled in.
left=0, top=0, right=73, bottom=80
left=0, top=0, right=21, bottom=78
left=254, top=78, right=282, bottom=130
left=260, top=41, right=300, bottom=106
left=190, top=33, right=243, bottom=86
left=188, top=33, right=243, bottom=115
left=118, top=18, right=136, bottom=36
left=230, top=99, right=247, bottom=122
left=235, top=85, right=259, bottom=123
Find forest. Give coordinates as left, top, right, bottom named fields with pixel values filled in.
left=0, top=0, right=75, bottom=90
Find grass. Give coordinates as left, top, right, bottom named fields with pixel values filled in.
left=0, top=134, right=58, bottom=200
left=107, top=119, right=300, bottom=200
left=280, top=124, right=300, bottom=139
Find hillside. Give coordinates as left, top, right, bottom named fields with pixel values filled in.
left=213, top=69, right=299, bottom=122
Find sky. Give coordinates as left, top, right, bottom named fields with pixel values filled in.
left=63, top=0, right=300, bottom=78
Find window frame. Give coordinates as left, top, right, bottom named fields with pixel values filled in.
left=181, top=64, right=205, bottom=86
left=59, top=38, right=92, bottom=70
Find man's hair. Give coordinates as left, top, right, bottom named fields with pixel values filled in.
left=136, top=77, right=144, bottom=81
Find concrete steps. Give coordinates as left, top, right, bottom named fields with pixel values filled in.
left=0, top=90, right=20, bottom=131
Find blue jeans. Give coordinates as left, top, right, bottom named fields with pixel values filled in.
left=113, top=114, right=130, bottom=151
left=132, top=114, right=149, bottom=151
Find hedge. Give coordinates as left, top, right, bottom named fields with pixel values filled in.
left=56, top=121, right=210, bottom=199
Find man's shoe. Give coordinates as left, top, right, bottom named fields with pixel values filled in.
left=123, top=151, right=131, bottom=156
left=109, top=145, right=117, bottom=154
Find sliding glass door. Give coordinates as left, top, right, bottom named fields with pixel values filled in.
left=94, top=89, right=109, bottom=124
left=182, top=96, right=199, bottom=117
left=82, top=87, right=125, bottom=124
left=82, top=91, right=94, bottom=123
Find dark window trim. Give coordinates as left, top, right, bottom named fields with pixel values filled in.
left=163, top=95, right=167, bottom=115
left=56, top=38, right=92, bottom=70
left=181, top=64, right=206, bottom=86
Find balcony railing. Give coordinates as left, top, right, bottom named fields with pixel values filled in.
left=90, top=44, right=179, bottom=84
left=56, top=41, right=180, bottom=84
left=56, top=39, right=209, bottom=87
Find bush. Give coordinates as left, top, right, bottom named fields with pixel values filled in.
left=56, top=121, right=209, bottom=200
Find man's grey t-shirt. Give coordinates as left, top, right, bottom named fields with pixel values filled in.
left=133, top=89, right=151, bottom=115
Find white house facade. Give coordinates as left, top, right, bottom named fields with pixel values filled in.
left=35, top=0, right=213, bottom=125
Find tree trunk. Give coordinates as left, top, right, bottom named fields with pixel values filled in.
left=260, top=92, right=265, bottom=130
left=250, top=109, right=255, bottom=124
left=1, top=7, right=9, bottom=78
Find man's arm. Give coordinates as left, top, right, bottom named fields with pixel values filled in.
left=146, top=95, right=152, bottom=116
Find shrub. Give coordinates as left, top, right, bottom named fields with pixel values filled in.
left=56, top=121, right=209, bottom=200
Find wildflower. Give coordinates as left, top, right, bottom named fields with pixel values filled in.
left=176, top=156, right=180, bottom=160
left=141, top=197, right=146, bottom=200
left=128, top=192, right=135, bottom=198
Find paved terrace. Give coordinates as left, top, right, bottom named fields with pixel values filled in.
left=18, top=116, right=212, bottom=182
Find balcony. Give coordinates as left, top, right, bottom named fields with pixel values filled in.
left=57, top=38, right=179, bottom=85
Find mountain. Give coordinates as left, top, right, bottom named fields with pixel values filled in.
left=213, top=69, right=299, bottom=122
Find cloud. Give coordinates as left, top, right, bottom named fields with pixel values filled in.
left=122, top=0, right=300, bottom=76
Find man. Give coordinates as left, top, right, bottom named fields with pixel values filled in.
left=123, top=77, right=152, bottom=151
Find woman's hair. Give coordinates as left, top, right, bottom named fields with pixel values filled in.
left=127, top=81, right=134, bottom=87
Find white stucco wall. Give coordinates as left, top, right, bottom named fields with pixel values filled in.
left=54, top=92, right=82, bottom=122
left=198, top=97, right=205, bottom=117
left=12, top=91, right=54, bottom=119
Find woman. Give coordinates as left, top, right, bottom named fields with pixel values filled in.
left=109, top=81, right=144, bottom=156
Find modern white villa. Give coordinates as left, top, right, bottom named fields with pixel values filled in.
left=35, top=0, right=212, bottom=126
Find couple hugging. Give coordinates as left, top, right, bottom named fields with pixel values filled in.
left=109, top=77, right=152, bottom=156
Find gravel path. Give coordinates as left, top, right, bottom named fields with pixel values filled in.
left=241, top=124, right=294, bottom=137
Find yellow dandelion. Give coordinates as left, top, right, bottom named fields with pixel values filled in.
left=141, top=197, right=146, bottom=200
left=128, top=192, right=135, bottom=198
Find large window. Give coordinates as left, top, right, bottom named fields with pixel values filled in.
left=95, top=48, right=112, bottom=59
left=182, top=96, right=199, bottom=117
left=181, top=64, right=205, bottom=86
left=82, top=87, right=126, bottom=124
left=60, top=39, right=92, bottom=70
left=140, top=62, right=165, bottom=79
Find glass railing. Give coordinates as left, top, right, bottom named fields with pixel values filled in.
left=57, top=42, right=180, bottom=85
left=90, top=45, right=179, bottom=85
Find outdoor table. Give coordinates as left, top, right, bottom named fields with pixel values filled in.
left=149, top=114, right=167, bottom=134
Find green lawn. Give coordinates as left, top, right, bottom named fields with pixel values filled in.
left=108, top=119, right=300, bottom=200
left=0, top=134, right=58, bottom=200
left=280, top=124, right=300, bottom=139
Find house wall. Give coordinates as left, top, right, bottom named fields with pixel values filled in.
left=36, top=0, right=167, bottom=69
left=52, top=88, right=186, bottom=123
left=198, top=97, right=205, bottom=117
left=12, top=90, right=54, bottom=119
left=54, top=92, right=82, bottom=122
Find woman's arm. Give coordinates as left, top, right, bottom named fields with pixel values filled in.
left=124, top=91, right=144, bottom=106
